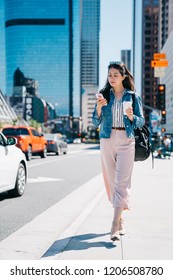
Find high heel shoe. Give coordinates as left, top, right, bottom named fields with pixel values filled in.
left=110, top=207, right=124, bottom=241
left=110, top=221, right=120, bottom=241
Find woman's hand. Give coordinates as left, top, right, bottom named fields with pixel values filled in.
left=126, top=107, right=134, bottom=121
left=96, top=97, right=107, bottom=117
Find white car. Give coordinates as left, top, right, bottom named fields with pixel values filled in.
left=0, top=132, right=27, bottom=197
left=73, top=138, right=82, bottom=144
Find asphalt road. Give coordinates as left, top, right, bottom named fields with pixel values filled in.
left=0, top=143, right=101, bottom=242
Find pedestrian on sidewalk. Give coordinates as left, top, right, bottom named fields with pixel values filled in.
left=92, top=61, right=145, bottom=241
left=156, top=135, right=171, bottom=158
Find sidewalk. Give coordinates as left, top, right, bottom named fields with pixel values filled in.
left=43, top=156, right=173, bottom=260
left=0, top=156, right=173, bottom=260
left=41, top=156, right=173, bottom=260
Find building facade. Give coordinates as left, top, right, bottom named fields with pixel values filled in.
left=0, top=0, right=5, bottom=94
left=121, top=50, right=131, bottom=72
left=4, top=0, right=81, bottom=118
left=82, top=86, right=98, bottom=131
left=132, top=0, right=143, bottom=91
left=133, top=0, right=159, bottom=125
left=0, top=90, right=17, bottom=126
left=159, top=0, right=173, bottom=49
left=3, top=0, right=100, bottom=133
left=159, top=0, right=173, bottom=133
left=81, top=0, right=100, bottom=131
left=160, top=31, right=173, bottom=133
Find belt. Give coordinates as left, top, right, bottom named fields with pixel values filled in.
left=112, top=127, right=125, bottom=130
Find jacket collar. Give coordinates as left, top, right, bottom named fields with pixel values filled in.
left=110, top=88, right=135, bottom=98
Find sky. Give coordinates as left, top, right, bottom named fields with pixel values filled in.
left=99, top=0, right=133, bottom=87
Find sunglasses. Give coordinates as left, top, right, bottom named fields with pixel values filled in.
left=109, top=61, right=124, bottom=66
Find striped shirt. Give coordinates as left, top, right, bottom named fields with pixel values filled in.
left=112, top=97, right=125, bottom=128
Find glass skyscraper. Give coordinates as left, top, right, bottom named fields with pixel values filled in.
left=0, top=0, right=5, bottom=93
left=132, top=0, right=143, bottom=93
left=81, top=0, right=100, bottom=86
left=4, top=0, right=81, bottom=117
left=81, top=0, right=100, bottom=131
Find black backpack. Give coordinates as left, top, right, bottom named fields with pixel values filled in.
left=134, top=125, right=151, bottom=161
left=132, top=94, right=152, bottom=164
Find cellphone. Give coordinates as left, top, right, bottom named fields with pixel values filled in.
left=96, top=93, right=103, bottom=99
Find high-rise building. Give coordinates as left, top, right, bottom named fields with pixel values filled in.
left=4, top=0, right=81, bottom=117
left=121, top=50, right=131, bottom=72
left=132, top=0, right=143, bottom=91
left=81, top=0, right=100, bottom=131
left=160, top=32, right=173, bottom=133
left=159, top=0, right=173, bottom=132
left=133, top=0, right=159, bottom=124
left=81, top=0, right=100, bottom=86
left=4, top=0, right=100, bottom=133
left=0, top=0, right=5, bottom=93
left=0, top=90, right=17, bottom=124
left=159, top=0, right=173, bottom=49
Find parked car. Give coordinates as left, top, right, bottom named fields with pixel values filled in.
left=2, top=126, right=47, bottom=161
left=44, top=133, right=68, bottom=155
left=73, top=138, right=82, bottom=144
left=65, top=138, right=73, bottom=144
left=0, top=132, right=27, bottom=197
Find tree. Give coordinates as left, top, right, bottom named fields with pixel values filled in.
left=13, top=68, right=25, bottom=86
left=29, top=119, right=41, bottom=130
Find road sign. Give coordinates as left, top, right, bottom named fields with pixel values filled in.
left=150, top=112, right=159, bottom=133
left=154, top=67, right=165, bottom=77
left=153, top=53, right=166, bottom=60
left=151, top=60, right=168, bottom=67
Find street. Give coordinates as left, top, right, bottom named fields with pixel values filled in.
left=0, top=143, right=101, bottom=242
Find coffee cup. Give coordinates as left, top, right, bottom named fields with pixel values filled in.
left=123, top=101, right=132, bottom=115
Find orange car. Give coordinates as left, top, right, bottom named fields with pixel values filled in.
left=2, top=126, right=47, bottom=161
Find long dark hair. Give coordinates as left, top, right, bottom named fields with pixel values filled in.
left=100, top=61, right=135, bottom=103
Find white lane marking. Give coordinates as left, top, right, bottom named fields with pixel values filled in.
left=28, top=149, right=100, bottom=168
left=27, top=177, right=63, bottom=183
left=86, top=150, right=100, bottom=155
left=68, top=150, right=82, bottom=154
left=28, top=154, right=80, bottom=168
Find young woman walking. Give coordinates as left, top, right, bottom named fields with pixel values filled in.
left=92, top=61, right=145, bottom=241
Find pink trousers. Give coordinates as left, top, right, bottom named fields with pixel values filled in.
left=100, top=129, right=135, bottom=210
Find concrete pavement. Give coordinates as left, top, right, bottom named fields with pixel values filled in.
left=42, top=155, right=173, bottom=260
left=0, top=154, right=173, bottom=260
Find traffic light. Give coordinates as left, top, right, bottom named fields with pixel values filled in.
left=161, top=110, right=166, bottom=124
left=158, top=84, right=165, bottom=110
left=161, top=127, right=166, bottom=133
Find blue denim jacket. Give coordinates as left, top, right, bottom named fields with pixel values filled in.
left=92, top=89, right=145, bottom=138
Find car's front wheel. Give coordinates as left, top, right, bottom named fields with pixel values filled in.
left=9, top=163, right=26, bottom=197
left=63, top=147, right=68, bottom=154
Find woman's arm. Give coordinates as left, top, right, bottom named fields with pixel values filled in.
left=92, top=104, right=102, bottom=127
left=92, top=96, right=107, bottom=127
left=132, top=94, right=145, bottom=129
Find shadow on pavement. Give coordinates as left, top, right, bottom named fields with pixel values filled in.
left=0, top=191, right=20, bottom=201
left=42, top=232, right=116, bottom=258
left=84, top=145, right=100, bottom=150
